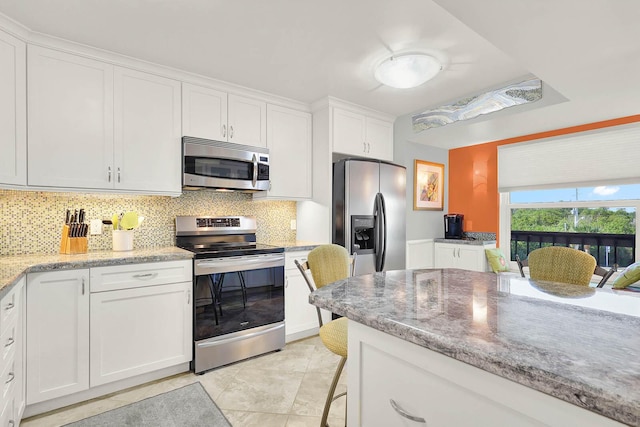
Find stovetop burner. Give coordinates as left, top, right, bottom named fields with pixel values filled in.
left=175, top=215, right=284, bottom=258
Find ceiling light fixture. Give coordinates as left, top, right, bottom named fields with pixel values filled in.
left=374, top=53, right=442, bottom=89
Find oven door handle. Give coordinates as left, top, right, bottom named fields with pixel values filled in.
left=195, top=254, right=284, bottom=274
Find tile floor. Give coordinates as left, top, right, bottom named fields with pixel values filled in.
left=21, top=335, right=346, bottom=427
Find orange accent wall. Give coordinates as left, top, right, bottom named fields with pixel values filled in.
left=448, top=115, right=640, bottom=243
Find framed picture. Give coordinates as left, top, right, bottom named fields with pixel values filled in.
left=414, top=160, right=444, bottom=210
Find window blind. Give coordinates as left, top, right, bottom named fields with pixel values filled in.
left=498, top=123, right=640, bottom=192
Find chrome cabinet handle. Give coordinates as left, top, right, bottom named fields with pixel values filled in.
left=82, top=277, right=85, bottom=295
left=133, top=273, right=158, bottom=280
left=363, top=141, right=367, bottom=152
left=230, top=125, right=234, bottom=139
left=117, top=167, right=121, bottom=183
left=222, top=124, right=227, bottom=138
left=5, top=372, right=14, bottom=384
left=187, top=289, right=191, bottom=305
left=5, top=337, right=14, bottom=348
left=4, top=302, right=14, bottom=311
left=108, top=166, right=112, bottom=182
left=389, top=399, right=426, bottom=423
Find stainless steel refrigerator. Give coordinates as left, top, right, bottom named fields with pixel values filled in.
left=333, top=158, right=406, bottom=275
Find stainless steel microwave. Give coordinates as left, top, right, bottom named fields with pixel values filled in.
left=182, top=136, right=270, bottom=192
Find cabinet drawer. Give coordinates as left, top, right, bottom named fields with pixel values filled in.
left=0, top=284, right=20, bottom=335
left=1, top=356, right=15, bottom=403
left=359, top=343, right=540, bottom=427
left=90, top=260, right=192, bottom=292
left=285, top=251, right=310, bottom=271
left=0, top=315, right=17, bottom=368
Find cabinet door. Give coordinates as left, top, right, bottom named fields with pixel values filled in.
left=284, top=252, right=320, bottom=339
left=114, top=67, right=181, bottom=193
left=457, top=246, right=486, bottom=272
left=434, top=244, right=457, bottom=269
left=28, top=46, right=114, bottom=189
left=26, top=270, right=89, bottom=404
left=332, top=107, right=365, bottom=156
left=261, top=104, right=312, bottom=200
left=228, top=94, right=266, bottom=147
left=0, top=30, right=26, bottom=186
left=90, top=282, right=192, bottom=386
left=182, top=82, right=228, bottom=141
left=365, top=116, right=393, bottom=161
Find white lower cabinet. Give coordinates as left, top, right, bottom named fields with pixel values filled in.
left=90, top=282, right=191, bottom=386
left=0, top=277, right=25, bottom=427
left=89, top=260, right=192, bottom=387
left=434, top=242, right=495, bottom=272
left=284, top=251, right=328, bottom=341
left=25, top=260, right=192, bottom=411
left=26, top=269, right=90, bottom=405
left=349, top=322, right=623, bottom=427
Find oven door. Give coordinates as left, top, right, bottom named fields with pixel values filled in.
left=194, top=253, right=284, bottom=340
left=183, top=137, right=269, bottom=191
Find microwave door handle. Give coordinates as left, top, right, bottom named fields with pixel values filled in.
left=252, top=154, right=258, bottom=187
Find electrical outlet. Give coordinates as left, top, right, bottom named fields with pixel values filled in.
left=290, top=219, right=297, bottom=230
left=90, top=219, right=103, bottom=235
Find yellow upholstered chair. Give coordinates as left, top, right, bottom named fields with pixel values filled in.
left=522, top=246, right=597, bottom=286
left=295, top=244, right=355, bottom=427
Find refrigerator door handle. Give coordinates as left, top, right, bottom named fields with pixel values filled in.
left=374, top=193, right=387, bottom=272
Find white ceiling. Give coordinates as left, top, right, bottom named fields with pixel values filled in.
left=1, top=0, right=639, bottom=149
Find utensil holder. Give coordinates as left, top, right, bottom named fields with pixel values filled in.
left=59, top=225, right=88, bottom=254
left=112, top=230, right=134, bottom=251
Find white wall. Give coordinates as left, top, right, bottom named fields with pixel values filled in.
left=394, top=114, right=449, bottom=241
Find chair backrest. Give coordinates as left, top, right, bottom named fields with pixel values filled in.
left=294, top=244, right=355, bottom=327
left=518, top=251, right=615, bottom=287
left=306, top=244, right=352, bottom=289
left=527, top=246, right=596, bottom=286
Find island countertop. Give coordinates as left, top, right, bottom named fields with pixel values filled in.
left=309, top=269, right=640, bottom=426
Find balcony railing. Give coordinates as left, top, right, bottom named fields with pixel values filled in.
left=510, top=230, right=636, bottom=268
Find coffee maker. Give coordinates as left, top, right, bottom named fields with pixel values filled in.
left=444, top=214, right=464, bottom=239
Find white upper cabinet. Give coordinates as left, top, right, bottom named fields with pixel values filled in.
left=181, top=83, right=227, bottom=141
left=254, top=104, right=312, bottom=200
left=0, top=29, right=26, bottom=186
left=332, top=106, right=393, bottom=161
left=182, top=83, right=266, bottom=147
left=27, top=45, right=114, bottom=189
left=365, top=116, right=394, bottom=160
left=227, top=94, right=266, bottom=147
left=27, top=46, right=181, bottom=195
left=113, top=67, right=181, bottom=193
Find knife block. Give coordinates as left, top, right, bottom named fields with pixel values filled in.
left=59, top=225, right=88, bottom=254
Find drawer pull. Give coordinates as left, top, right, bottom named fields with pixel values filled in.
left=5, top=337, right=14, bottom=348
left=5, top=372, right=14, bottom=384
left=390, top=399, right=426, bottom=423
left=4, top=302, right=14, bottom=311
left=133, top=273, right=158, bottom=280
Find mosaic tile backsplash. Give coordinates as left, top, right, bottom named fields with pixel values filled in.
left=0, top=189, right=297, bottom=256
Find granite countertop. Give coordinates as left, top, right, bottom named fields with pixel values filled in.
left=0, top=247, right=193, bottom=298
left=309, top=269, right=640, bottom=426
left=434, top=238, right=497, bottom=245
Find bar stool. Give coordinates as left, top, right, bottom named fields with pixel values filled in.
left=295, top=244, right=356, bottom=427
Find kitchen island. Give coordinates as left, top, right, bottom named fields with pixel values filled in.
left=309, top=269, right=640, bottom=426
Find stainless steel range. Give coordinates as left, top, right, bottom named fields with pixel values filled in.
left=176, top=215, right=285, bottom=374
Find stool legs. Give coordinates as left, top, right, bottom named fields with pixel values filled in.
left=321, top=356, right=347, bottom=427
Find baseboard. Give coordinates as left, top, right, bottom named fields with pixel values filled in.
left=23, top=363, right=190, bottom=418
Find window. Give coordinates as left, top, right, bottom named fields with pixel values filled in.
left=501, top=184, right=639, bottom=268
